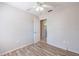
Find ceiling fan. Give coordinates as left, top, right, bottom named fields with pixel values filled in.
left=27, top=2, right=53, bottom=12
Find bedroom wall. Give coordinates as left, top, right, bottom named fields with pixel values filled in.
left=47, top=6, right=79, bottom=53
left=0, top=3, right=38, bottom=53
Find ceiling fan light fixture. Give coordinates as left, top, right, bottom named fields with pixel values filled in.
left=36, top=6, right=44, bottom=12
left=42, top=4, right=47, bottom=7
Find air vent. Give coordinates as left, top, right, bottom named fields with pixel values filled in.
left=48, top=10, right=53, bottom=12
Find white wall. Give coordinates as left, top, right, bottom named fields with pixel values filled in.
left=47, top=6, right=79, bottom=53
left=0, top=3, right=36, bottom=53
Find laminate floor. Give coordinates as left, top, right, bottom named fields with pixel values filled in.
left=1, top=41, right=79, bottom=56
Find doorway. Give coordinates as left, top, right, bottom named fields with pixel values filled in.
left=40, top=19, right=47, bottom=42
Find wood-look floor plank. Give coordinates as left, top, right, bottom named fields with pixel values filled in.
left=1, top=41, right=79, bottom=56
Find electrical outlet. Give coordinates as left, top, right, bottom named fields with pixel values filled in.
left=63, top=40, right=67, bottom=44
left=16, top=40, right=20, bottom=43
left=63, top=40, right=69, bottom=51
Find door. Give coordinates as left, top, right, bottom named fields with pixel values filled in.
left=40, top=19, right=47, bottom=42
left=33, top=17, right=40, bottom=43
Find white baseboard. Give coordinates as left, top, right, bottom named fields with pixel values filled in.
left=0, top=42, right=33, bottom=56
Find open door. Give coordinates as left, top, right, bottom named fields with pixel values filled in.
left=33, top=17, right=40, bottom=44
left=40, top=19, right=47, bottom=42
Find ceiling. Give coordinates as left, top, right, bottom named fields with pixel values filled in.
left=4, top=2, right=79, bottom=17
left=4, top=2, right=54, bottom=17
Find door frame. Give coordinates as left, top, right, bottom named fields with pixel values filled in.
left=40, top=19, right=47, bottom=42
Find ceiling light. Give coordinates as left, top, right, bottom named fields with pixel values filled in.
left=36, top=7, right=44, bottom=12
left=42, top=4, right=47, bottom=7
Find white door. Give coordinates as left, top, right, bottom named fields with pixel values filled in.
left=33, top=17, right=40, bottom=43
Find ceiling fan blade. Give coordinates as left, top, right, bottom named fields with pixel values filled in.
left=26, top=7, right=33, bottom=11
left=42, top=4, right=52, bottom=8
